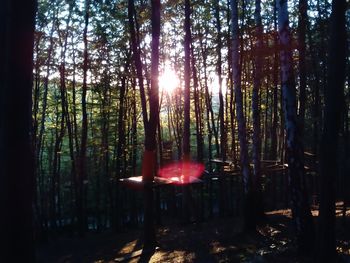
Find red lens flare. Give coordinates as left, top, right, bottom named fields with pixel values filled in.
left=158, top=161, right=205, bottom=185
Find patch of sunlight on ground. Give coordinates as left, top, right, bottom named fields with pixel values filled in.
left=150, top=250, right=196, bottom=263
left=117, top=240, right=137, bottom=254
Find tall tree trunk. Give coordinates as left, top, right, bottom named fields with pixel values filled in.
left=141, top=0, right=161, bottom=250
left=276, top=0, right=315, bottom=254
left=115, top=62, right=128, bottom=231
left=215, top=0, right=228, bottom=217
left=297, top=0, right=308, bottom=133
left=128, top=0, right=148, bottom=129
left=230, top=0, right=254, bottom=230
left=0, top=0, right=36, bottom=261
left=182, top=0, right=192, bottom=222
left=317, top=0, right=347, bottom=261
left=252, top=0, right=264, bottom=222
left=183, top=0, right=191, bottom=162
left=226, top=0, right=237, bottom=164
left=270, top=0, right=279, bottom=160
left=191, top=44, right=203, bottom=162
left=77, top=0, right=90, bottom=236
left=215, top=0, right=226, bottom=162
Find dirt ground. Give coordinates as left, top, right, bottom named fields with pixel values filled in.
left=36, top=208, right=350, bottom=263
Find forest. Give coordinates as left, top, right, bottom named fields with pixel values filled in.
left=0, top=0, right=349, bottom=262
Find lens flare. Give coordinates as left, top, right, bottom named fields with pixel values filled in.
left=158, top=161, right=205, bottom=185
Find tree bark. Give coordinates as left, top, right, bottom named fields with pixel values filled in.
left=252, top=0, right=264, bottom=222
left=317, top=0, right=347, bottom=261
left=230, top=0, right=254, bottom=230
left=276, top=0, right=315, bottom=254
left=297, top=0, right=308, bottom=133
left=0, top=0, right=36, bottom=261
left=77, top=0, right=90, bottom=236
left=140, top=0, right=161, bottom=250
left=270, top=0, right=279, bottom=160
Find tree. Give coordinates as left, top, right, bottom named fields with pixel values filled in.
left=136, top=0, right=161, bottom=250
left=76, top=0, right=90, bottom=236
left=0, top=0, right=37, bottom=261
left=297, top=0, right=308, bottom=132
left=252, top=0, right=264, bottom=222
left=182, top=0, right=192, bottom=222
left=317, top=0, right=347, bottom=261
left=276, top=0, right=315, bottom=254
left=230, top=0, right=254, bottom=230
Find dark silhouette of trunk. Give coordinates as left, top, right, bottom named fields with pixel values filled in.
left=57, top=4, right=73, bottom=229
left=252, top=0, right=264, bottom=222
left=276, top=0, right=315, bottom=254
left=215, top=0, right=228, bottom=217
left=199, top=30, right=214, bottom=167
left=128, top=0, right=148, bottom=130
left=342, top=80, right=350, bottom=225
left=51, top=85, right=66, bottom=229
left=215, top=0, right=226, bottom=162
left=297, top=0, right=308, bottom=133
left=230, top=0, right=254, bottom=230
left=190, top=44, right=203, bottom=162
left=115, top=61, right=129, bottom=230
left=182, top=0, right=192, bottom=223
left=270, top=0, right=279, bottom=160
left=77, top=0, right=90, bottom=236
left=183, top=0, right=191, bottom=162
left=317, top=0, right=347, bottom=261
left=129, top=0, right=160, bottom=250
left=71, top=37, right=80, bottom=154
left=0, top=0, right=36, bottom=261
left=34, top=7, right=56, bottom=239
left=143, top=0, right=160, bottom=249
left=226, top=0, right=237, bottom=164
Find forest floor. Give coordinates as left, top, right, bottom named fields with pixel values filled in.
left=37, top=205, right=350, bottom=263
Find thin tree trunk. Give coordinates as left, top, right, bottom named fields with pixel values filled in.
left=191, top=44, right=203, bottom=162
left=252, top=0, right=264, bottom=222
left=297, top=0, right=308, bottom=133
left=182, top=0, right=192, bottom=223
left=271, top=1, right=279, bottom=160
left=77, top=0, right=90, bottom=236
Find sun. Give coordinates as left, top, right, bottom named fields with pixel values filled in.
left=159, top=63, right=179, bottom=94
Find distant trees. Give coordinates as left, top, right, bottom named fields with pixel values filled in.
left=0, top=0, right=37, bottom=261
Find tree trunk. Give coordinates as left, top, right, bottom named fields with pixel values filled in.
left=270, top=0, right=279, bottom=160
left=191, top=44, right=203, bottom=162
left=297, top=0, right=308, bottom=133
left=317, top=0, right=347, bottom=261
left=141, top=0, right=161, bottom=250
left=77, top=0, right=90, bottom=236
left=276, top=0, right=315, bottom=254
left=0, top=0, right=36, bottom=261
left=252, top=0, right=264, bottom=222
left=230, top=0, right=254, bottom=230
left=182, top=0, right=192, bottom=223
